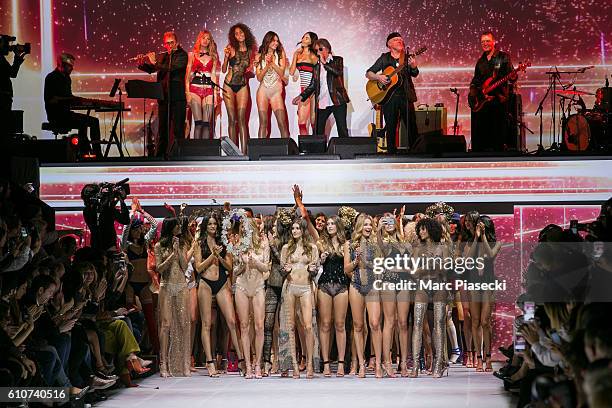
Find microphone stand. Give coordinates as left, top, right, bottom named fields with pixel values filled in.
left=450, top=88, right=459, bottom=136
left=202, top=76, right=226, bottom=139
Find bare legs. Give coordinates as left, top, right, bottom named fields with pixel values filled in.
left=223, top=85, right=250, bottom=153
left=235, top=289, right=266, bottom=379
left=349, top=287, right=382, bottom=378
left=318, top=289, right=348, bottom=377
left=297, top=94, right=314, bottom=135
left=382, top=292, right=398, bottom=377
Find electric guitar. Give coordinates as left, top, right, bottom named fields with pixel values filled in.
left=468, top=60, right=531, bottom=112
left=365, top=46, right=427, bottom=105
left=368, top=105, right=387, bottom=153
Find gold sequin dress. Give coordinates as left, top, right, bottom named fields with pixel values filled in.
left=155, top=244, right=191, bottom=377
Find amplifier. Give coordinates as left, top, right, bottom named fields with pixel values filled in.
left=415, top=105, right=447, bottom=134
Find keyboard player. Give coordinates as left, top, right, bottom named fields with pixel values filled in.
left=44, top=52, right=102, bottom=157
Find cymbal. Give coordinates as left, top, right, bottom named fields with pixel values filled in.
left=555, top=89, right=595, bottom=96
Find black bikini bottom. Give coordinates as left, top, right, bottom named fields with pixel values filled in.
left=225, top=81, right=246, bottom=93
left=202, top=272, right=228, bottom=296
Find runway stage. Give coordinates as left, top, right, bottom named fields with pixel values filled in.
left=98, top=365, right=515, bottom=408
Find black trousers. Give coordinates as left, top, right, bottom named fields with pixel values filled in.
left=316, top=103, right=349, bottom=138
left=158, top=99, right=187, bottom=157
left=382, top=92, right=418, bottom=153
left=471, top=101, right=508, bottom=152
left=51, top=112, right=102, bottom=156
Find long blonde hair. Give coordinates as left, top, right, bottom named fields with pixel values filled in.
left=249, top=218, right=263, bottom=252
left=351, top=213, right=374, bottom=249
left=193, top=30, right=219, bottom=66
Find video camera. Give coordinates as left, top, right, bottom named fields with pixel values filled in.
left=0, top=34, right=31, bottom=57
left=81, top=178, right=130, bottom=211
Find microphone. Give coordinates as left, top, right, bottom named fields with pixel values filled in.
left=450, top=88, right=458, bottom=94
left=577, top=65, right=595, bottom=73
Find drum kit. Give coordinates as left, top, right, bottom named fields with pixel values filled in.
left=556, top=86, right=611, bottom=152
left=535, top=66, right=611, bottom=154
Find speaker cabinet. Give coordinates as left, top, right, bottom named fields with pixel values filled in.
left=327, top=137, right=376, bottom=159
left=170, top=139, right=221, bottom=158
left=298, top=135, right=327, bottom=154
left=412, top=132, right=466, bottom=154
left=415, top=106, right=447, bottom=135
left=248, top=138, right=299, bottom=160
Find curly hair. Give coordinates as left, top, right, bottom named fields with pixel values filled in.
left=286, top=218, right=314, bottom=259
left=318, top=215, right=346, bottom=256
left=228, top=23, right=258, bottom=55
left=415, top=217, right=443, bottom=243
left=193, top=30, right=219, bottom=66
left=258, top=31, right=284, bottom=66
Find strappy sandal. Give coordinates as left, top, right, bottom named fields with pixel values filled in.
left=336, top=361, right=345, bottom=377
left=206, top=360, right=219, bottom=378
left=322, top=361, right=331, bottom=377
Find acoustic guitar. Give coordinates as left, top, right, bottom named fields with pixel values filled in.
left=468, top=61, right=530, bottom=112
left=365, top=46, right=427, bottom=105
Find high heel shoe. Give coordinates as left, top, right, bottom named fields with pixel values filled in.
left=237, top=359, right=246, bottom=377
left=383, top=362, right=396, bottom=378
left=254, top=363, right=262, bottom=379
left=322, top=361, right=331, bottom=377
left=465, top=350, right=474, bottom=368
left=485, top=353, right=493, bottom=372
left=449, top=347, right=462, bottom=364
left=244, top=363, right=254, bottom=379
left=433, top=361, right=449, bottom=378
left=159, top=361, right=169, bottom=378
left=206, top=360, right=219, bottom=378
left=336, top=361, right=345, bottom=377
left=358, top=362, right=366, bottom=378
left=262, top=361, right=272, bottom=377
left=120, top=373, right=139, bottom=387
left=400, top=360, right=409, bottom=377
left=475, top=355, right=484, bottom=372
left=306, top=363, right=315, bottom=379
left=127, top=357, right=151, bottom=376
left=349, top=360, right=358, bottom=376
left=407, top=366, right=419, bottom=378
left=292, top=363, right=301, bottom=379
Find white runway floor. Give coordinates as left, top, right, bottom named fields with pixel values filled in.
left=98, top=364, right=516, bottom=408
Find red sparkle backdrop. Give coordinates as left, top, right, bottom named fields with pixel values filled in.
left=3, top=0, right=611, bottom=153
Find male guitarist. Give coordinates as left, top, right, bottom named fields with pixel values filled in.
left=366, top=32, right=419, bottom=153
left=470, top=31, right=516, bottom=152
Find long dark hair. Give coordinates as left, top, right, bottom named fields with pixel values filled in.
left=479, top=215, right=497, bottom=243
left=159, top=217, right=179, bottom=248
left=228, top=23, right=257, bottom=55
left=198, top=212, right=223, bottom=257
left=297, top=31, right=318, bottom=54
left=258, top=31, right=284, bottom=64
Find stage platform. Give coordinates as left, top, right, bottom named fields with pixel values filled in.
left=97, top=365, right=515, bottom=408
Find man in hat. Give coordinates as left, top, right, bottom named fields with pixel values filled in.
left=366, top=32, right=419, bottom=153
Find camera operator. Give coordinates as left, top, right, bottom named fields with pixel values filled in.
left=81, top=182, right=130, bottom=252
left=0, top=35, right=28, bottom=129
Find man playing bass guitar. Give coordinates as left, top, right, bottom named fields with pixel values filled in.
left=366, top=32, right=419, bottom=153
left=469, top=31, right=516, bottom=152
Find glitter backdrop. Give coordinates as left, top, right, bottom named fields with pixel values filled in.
left=3, top=0, right=610, bottom=153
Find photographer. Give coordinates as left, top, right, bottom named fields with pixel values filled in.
left=0, top=34, right=28, bottom=125
left=81, top=182, right=130, bottom=252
